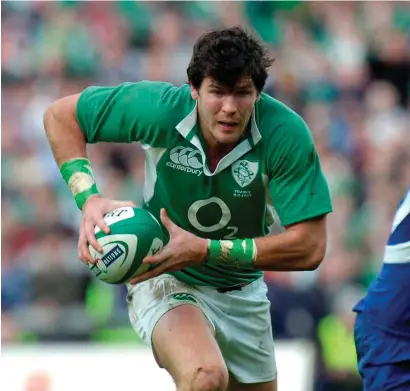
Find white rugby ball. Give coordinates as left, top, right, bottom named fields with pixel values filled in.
left=88, top=207, right=164, bottom=284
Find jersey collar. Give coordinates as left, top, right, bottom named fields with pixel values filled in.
left=175, top=103, right=262, bottom=176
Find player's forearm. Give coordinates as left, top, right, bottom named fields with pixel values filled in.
left=44, top=95, right=102, bottom=210
left=253, top=228, right=326, bottom=271
left=44, top=94, right=86, bottom=168
left=205, top=218, right=327, bottom=271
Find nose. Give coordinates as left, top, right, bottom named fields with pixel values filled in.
left=221, top=95, right=237, bottom=115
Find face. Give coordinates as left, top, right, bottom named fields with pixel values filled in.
left=191, top=76, right=260, bottom=148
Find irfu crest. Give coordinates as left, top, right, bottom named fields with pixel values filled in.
left=232, top=160, right=258, bottom=188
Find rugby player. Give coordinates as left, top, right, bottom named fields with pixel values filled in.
left=44, top=27, right=333, bottom=391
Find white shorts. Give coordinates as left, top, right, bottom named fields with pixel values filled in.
left=126, top=274, right=277, bottom=384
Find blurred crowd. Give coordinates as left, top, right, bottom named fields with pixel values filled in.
left=2, top=2, right=410, bottom=390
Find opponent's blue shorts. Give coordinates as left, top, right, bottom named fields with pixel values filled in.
left=354, top=312, right=410, bottom=391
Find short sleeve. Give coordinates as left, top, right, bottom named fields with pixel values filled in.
left=76, top=81, right=190, bottom=147
left=267, top=116, right=333, bottom=226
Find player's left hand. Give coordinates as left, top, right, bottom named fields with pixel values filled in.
left=128, top=208, right=208, bottom=285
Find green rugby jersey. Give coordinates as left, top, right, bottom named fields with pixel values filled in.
left=77, top=81, right=333, bottom=287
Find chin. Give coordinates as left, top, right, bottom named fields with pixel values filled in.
left=214, top=132, right=242, bottom=145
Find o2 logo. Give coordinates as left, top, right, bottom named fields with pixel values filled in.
left=187, top=197, right=238, bottom=239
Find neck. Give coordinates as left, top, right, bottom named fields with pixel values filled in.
left=201, top=129, right=226, bottom=152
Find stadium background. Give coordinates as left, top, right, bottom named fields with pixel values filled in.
left=2, top=1, right=410, bottom=390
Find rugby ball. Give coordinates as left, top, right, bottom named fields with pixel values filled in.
left=88, top=207, right=164, bottom=284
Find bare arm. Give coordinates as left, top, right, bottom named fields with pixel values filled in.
left=43, top=94, right=86, bottom=168
left=253, top=216, right=327, bottom=271
left=44, top=93, right=137, bottom=264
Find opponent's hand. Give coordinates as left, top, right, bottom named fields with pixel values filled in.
left=78, top=195, right=136, bottom=264
left=129, top=208, right=208, bottom=285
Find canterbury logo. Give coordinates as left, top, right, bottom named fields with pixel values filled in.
left=166, top=146, right=203, bottom=176
left=172, top=293, right=198, bottom=303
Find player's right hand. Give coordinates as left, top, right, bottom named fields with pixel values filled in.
left=78, top=195, right=136, bottom=264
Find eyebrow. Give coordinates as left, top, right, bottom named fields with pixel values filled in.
left=208, top=83, right=253, bottom=89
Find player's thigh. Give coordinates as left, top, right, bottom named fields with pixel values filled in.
left=152, top=303, right=228, bottom=386
left=228, top=375, right=277, bottom=391
left=213, top=279, right=276, bottom=384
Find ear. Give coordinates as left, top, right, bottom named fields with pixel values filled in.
left=190, top=84, right=199, bottom=100
left=255, top=93, right=261, bottom=102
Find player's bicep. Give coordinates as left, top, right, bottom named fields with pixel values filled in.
left=284, top=215, right=327, bottom=236
left=48, top=93, right=81, bottom=129
left=284, top=215, right=328, bottom=262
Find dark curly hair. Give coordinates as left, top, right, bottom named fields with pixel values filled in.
left=187, top=26, right=274, bottom=93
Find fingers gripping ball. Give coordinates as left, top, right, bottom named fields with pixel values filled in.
left=88, top=207, right=164, bottom=284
